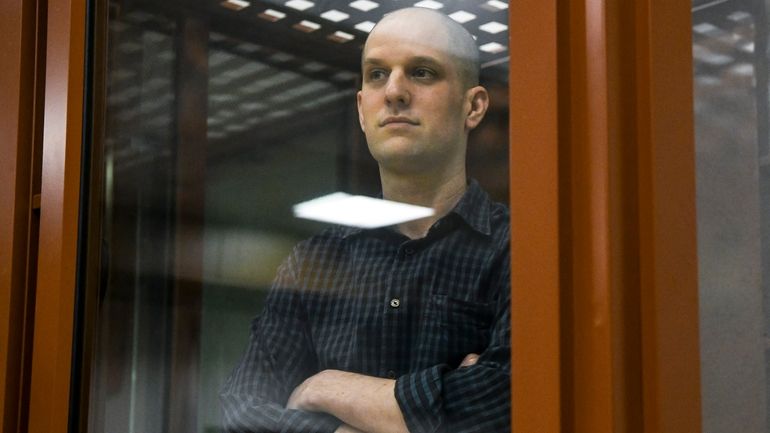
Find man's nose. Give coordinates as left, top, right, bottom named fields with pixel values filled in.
left=384, top=71, right=410, bottom=107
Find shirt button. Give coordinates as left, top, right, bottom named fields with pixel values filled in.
left=387, top=370, right=397, bottom=379
left=389, top=298, right=401, bottom=308
left=404, top=247, right=414, bottom=256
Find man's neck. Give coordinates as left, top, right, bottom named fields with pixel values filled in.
left=380, top=169, right=468, bottom=239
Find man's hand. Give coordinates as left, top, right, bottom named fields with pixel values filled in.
left=459, top=353, right=480, bottom=368
left=286, top=370, right=409, bottom=433
left=334, top=424, right=367, bottom=433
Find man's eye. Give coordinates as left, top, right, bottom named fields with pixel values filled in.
left=413, top=68, right=435, bottom=79
left=368, top=70, right=387, bottom=81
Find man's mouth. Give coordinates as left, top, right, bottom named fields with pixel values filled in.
left=380, top=116, right=419, bottom=127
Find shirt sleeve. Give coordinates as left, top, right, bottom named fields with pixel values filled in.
left=220, top=251, right=344, bottom=433
left=394, top=248, right=511, bottom=433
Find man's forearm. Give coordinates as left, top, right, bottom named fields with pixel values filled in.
left=286, top=370, right=410, bottom=433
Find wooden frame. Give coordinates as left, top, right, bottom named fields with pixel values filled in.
left=1, top=0, right=702, bottom=431
left=509, top=0, right=701, bottom=432
left=25, top=0, right=86, bottom=431
left=1, top=0, right=47, bottom=432
left=508, top=1, right=562, bottom=431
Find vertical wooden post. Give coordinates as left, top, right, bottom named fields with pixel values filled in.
left=636, top=0, right=702, bottom=431
left=508, top=1, right=562, bottom=432
left=0, top=0, right=47, bottom=432
left=26, top=0, right=86, bottom=431
left=167, top=13, right=208, bottom=433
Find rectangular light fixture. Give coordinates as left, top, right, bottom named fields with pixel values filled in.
left=414, top=0, right=443, bottom=9
left=354, top=21, right=376, bottom=33
left=320, top=10, right=350, bottom=22
left=293, top=20, right=322, bottom=32
left=479, top=42, right=507, bottom=54
left=286, top=0, right=314, bottom=11
left=293, top=192, right=435, bottom=228
left=485, top=0, right=508, bottom=10
left=479, top=21, right=508, bottom=34
left=350, top=0, right=379, bottom=12
left=221, top=0, right=250, bottom=11
left=328, top=31, right=355, bottom=43
left=258, top=9, right=287, bottom=21
left=449, top=10, right=476, bottom=23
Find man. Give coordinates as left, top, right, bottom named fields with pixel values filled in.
left=221, top=7, right=510, bottom=433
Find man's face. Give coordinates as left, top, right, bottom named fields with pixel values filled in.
left=357, top=16, right=471, bottom=174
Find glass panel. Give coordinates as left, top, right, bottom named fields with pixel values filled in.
left=693, top=0, right=770, bottom=431
left=82, top=1, right=511, bottom=432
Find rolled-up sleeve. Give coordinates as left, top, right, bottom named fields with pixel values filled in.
left=220, top=252, right=344, bottom=433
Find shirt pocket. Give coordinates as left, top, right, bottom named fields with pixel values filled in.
left=428, top=294, right=493, bottom=364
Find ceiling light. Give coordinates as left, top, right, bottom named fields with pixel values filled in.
left=484, top=0, right=508, bottom=10
left=285, top=0, right=314, bottom=11
left=449, top=10, right=476, bottom=23
left=328, top=31, right=355, bottom=43
left=221, top=0, right=250, bottom=11
left=479, top=42, right=507, bottom=54
left=414, top=0, right=443, bottom=10
left=302, top=61, right=327, bottom=72
left=236, top=42, right=261, bottom=53
left=293, top=193, right=435, bottom=228
left=479, top=21, right=508, bottom=34
left=320, top=10, right=350, bottom=22
left=293, top=20, right=321, bottom=32
left=350, top=0, right=379, bottom=11
left=692, top=22, right=719, bottom=35
left=741, top=42, right=754, bottom=53
left=258, top=9, right=286, bottom=21
left=727, top=11, right=750, bottom=21
left=729, top=62, right=753, bottom=77
left=355, top=21, right=376, bottom=32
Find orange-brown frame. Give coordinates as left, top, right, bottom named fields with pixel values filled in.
left=1, top=0, right=702, bottom=432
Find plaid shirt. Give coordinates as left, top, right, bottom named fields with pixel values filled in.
left=220, top=180, right=511, bottom=433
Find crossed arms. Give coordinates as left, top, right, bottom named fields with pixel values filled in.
left=220, top=236, right=511, bottom=433
left=286, top=353, right=482, bottom=433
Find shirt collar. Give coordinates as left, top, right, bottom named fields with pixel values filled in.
left=340, top=178, right=492, bottom=239
left=449, top=179, right=492, bottom=236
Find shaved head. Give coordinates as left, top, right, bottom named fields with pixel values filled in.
left=364, top=7, right=481, bottom=89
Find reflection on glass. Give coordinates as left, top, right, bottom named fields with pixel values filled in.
left=83, top=1, right=510, bottom=432
left=693, top=0, right=770, bottom=431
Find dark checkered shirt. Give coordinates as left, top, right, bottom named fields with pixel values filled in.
left=220, top=180, right=511, bottom=433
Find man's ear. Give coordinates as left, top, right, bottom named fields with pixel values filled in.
left=356, top=90, right=366, bottom=132
left=464, top=86, right=490, bottom=131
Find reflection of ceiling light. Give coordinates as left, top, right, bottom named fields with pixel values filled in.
left=258, top=9, right=286, bottom=21
left=741, top=42, right=754, bottom=53
left=414, top=0, right=444, bottom=10
left=692, top=22, right=719, bottom=35
left=480, top=42, right=506, bottom=54
left=729, top=62, right=753, bottom=77
left=221, top=0, right=250, bottom=11
left=294, top=20, right=321, bottom=32
left=333, top=71, right=356, bottom=81
left=479, top=21, right=508, bottom=34
left=293, top=192, right=435, bottom=228
left=355, top=21, right=376, bottom=32
left=727, top=11, right=750, bottom=21
left=328, top=31, right=355, bottom=43
left=350, top=0, right=379, bottom=11
left=236, top=42, right=261, bottom=53
left=484, top=0, right=508, bottom=10
left=693, top=46, right=733, bottom=65
left=321, top=10, right=350, bottom=22
left=302, top=61, right=327, bottom=72
left=449, top=10, right=476, bottom=23
left=286, top=0, right=314, bottom=11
